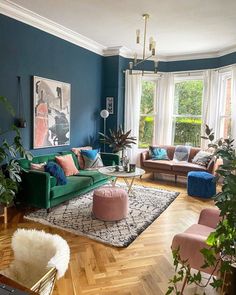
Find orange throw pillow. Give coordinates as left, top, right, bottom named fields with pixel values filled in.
left=55, top=154, right=79, bottom=176
left=72, top=146, right=92, bottom=169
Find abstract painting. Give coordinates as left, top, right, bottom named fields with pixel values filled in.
left=33, top=76, right=71, bottom=149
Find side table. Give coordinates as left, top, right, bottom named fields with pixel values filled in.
left=0, top=274, right=39, bottom=294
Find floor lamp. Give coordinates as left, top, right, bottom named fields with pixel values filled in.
left=100, top=109, right=109, bottom=152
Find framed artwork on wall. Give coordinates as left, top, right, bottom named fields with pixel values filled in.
left=106, top=96, right=114, bottom=114
left=33, top=76, right=71, bottom=149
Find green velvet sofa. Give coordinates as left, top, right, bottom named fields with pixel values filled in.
left=18, top=151, right=119, bottom=210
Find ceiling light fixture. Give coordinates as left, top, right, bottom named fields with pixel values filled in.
left=129, top=14, right=158, bottom=74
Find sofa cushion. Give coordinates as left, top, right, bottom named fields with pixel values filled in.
left=60, top=151, right=79, bottom=170
left=72, top=146, right=92, bottom=169
left=149, top=146, right=169, bottom=160
left=192, top=150, right=213, bottom=167
left=143, top=160, right=174, bottom=171
left=45, top=162, right=67, bottom=185
left=30, top=162, right=46, bottom=171
left=80, top=149, right=104, bottom=169
left=55, top=154, right=79, bottom=176
left=173, top=145, right=191, bottom=162
left=76, top=170, right=109, bottom=184
left=50, top=176, right=92, bottom=199
left=172, top=162, right=206, bottom=173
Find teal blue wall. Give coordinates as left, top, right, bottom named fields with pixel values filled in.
left=0, top=14, right=103, bottom=155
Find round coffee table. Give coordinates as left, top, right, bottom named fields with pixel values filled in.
left=98, top=166, right=145, bottom=194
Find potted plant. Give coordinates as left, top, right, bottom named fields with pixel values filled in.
left=0, top=96, right=32, bottom=221
left=166, top=125, right=236, bottom=294
left=99, top=125, right=136, bottom=164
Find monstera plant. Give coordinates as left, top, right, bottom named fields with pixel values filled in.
left=167, top=125, right=236, bottom=295
left=0, top=96, right=32, bottom=206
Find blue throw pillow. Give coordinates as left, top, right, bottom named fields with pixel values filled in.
left=45, top=161, right=67, bottom=185
left=149, top=146, right=169, bottom=160
left=80, top=149, right=104, bottom=169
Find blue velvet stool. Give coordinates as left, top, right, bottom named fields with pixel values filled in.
left=187, top=171, right=216, bottom=198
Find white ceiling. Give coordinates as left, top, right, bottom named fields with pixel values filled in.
left=5, top=0, right=236, bottom=58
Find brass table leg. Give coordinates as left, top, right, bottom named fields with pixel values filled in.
left=123, top=177, right=135, bottom=194
left=4, top=207, right=7, bottom=224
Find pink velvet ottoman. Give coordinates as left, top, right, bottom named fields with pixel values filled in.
left=92, top=187, right=129, bottom=221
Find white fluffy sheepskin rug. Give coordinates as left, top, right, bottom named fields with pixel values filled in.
left=1, top=229, right=70, bottom=290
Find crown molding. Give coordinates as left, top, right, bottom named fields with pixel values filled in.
left=0, top=0, right=105, bottom=55
left=103, top=45, right=236, bottom=62
left=0, top=0, right=235, bottom=61
left=103, top=46, right=133, bottom=58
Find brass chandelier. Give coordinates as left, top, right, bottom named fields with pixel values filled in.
left=129, top=14, right=158, bottom=74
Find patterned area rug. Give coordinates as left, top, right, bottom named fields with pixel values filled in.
left=24, top=185, right=179, bottom=247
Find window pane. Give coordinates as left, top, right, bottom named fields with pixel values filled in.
left=140, top=81, right=155, bottom=115
left=173, top=117, right=202, bottom=147
left=174, top=80, right=203, bottom=115
left=139, top=116, right=154, bottom=148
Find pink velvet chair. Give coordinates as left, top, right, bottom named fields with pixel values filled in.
left=171, top=208, right=221, bottom=291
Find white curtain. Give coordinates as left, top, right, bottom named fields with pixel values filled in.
left=124, top=70, right=142, bottom=163
left=201, top=70, right=221, bottom=148
left=154, top=72, right=174, bottom=145
left=231, top=65, right=236, bottom=146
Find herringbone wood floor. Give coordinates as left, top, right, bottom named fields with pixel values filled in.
left=0, top=176, right=219, bottom=295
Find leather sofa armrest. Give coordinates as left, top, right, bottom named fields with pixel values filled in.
left=140, top=150, right=149, bottom=166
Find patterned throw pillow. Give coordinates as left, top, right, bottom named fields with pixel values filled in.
left=30, top=162, right=46, bottom=171
left=192, top=150, right=213, bottom=167
left=72, top=146, right=92, bottom=169
left=80, top=149, right=104, bottom=169
left=45, top=162, right=67, bottom=185
left=149, top=146, right=169, bottom=160
left=55, top=154, right=79, bottom=176
left=173, top=145, right=191, bottom=162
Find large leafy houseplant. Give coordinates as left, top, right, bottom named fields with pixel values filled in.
left=0, top=96, right=32, bottom=206
left=99, top=125, right=136, bottom=155
left=167, top=125, right=236, bottom=295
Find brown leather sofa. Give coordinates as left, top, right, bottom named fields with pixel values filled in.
left=140, top=146, right=215, bottom=181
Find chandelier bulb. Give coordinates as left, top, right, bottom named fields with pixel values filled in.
left=149, top=37, right=153, bottom=51
left=136, top=29, right=140, bottom=44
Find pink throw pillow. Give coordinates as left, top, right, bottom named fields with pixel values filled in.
left=30, top=163, right=45, bottom=171
left=72, top=146, right=92, bottom=169
left=55, top=154, right=79, bottom=176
